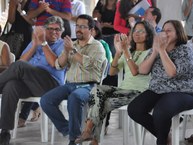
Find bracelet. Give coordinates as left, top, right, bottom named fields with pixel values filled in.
left=126, top=56, right=133, bottom=62
left=111, top=63, right=118, bottom=68
left=55, top=59, right=63, bottom=70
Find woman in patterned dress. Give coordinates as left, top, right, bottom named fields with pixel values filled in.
left=128, top=20, right=193, bottom=145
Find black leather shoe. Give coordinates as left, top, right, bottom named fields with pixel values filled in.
left=68, top=140, right=82, bottom=145
left=0, top=132, right=11, bottom=145
left=68, top=140, right=76, bottom=145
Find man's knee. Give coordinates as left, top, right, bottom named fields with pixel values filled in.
left=40, top=94, right=50, bottom=110
left=2, top=80, right=21, bottom=94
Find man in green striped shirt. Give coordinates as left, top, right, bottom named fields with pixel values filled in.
left=40, top=14, right=106, bottom=145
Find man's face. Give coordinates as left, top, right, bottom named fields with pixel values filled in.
left=45, top=23, right=62, bottom=43
left=144, top=8, right=155, bottom=22
left=75, top=18, right=92, bottom=41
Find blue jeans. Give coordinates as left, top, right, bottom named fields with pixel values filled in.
left=40, top=83, right=94, bottom=141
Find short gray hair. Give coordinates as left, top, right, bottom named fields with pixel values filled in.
left=44, top=16, right=64, bottom=31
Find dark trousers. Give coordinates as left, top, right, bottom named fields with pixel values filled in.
left=19, top=102, right=39, bottom=120
left=128, top=90, right=193, bottom=145
left=0, top=61, right=59, bottom=129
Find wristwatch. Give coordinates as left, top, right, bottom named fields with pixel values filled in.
left=20, top=10, right=26, bottom=16
left=41, top=41, right=48, bottom=47
left=70, top=48, right=78, bottom=55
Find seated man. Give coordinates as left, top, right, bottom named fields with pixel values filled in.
left=0, top=16, right=66, bottom=145
left=40, top=14, right=106, bottom=145
left=144, top=6, right=162, bottom=33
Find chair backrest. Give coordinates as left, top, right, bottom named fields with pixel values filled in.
left=10, top=53, right=15, bottom=63
left=118, top=67, right=124, bottom=87
left=99, top=58, right=108, bottom=85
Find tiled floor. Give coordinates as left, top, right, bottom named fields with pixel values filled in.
left=9, top=110, right=193, bottom=145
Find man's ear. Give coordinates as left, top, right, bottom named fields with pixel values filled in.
left=153, top=15, right=157, bottom=23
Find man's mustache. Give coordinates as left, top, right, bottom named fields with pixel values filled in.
left=76, top=31, right=83, bottom=34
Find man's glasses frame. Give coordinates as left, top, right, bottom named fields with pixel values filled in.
left=46, top=27, right=62, bottom=32
left=75, top=24, right=89, bottom=29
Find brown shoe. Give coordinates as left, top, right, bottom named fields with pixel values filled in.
left=75, top=131, right=93, bottom=144
left=89, top=139, right=98, bottom=145
left=18, top=118, right=26, bottom=128
left=30, top=107, right=41, bottom=122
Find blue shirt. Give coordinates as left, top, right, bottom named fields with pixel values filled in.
left=22, top=38, right=66, bottom=85
left=155, top=26, right=162, bottom=33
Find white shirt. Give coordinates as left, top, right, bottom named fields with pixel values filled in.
left=70, top=0, right=86, bottom=39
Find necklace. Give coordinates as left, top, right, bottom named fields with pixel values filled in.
left=132, top=51, right=143, bottom=62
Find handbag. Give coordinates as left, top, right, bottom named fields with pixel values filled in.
left=0, top=21, right=24, bottom=59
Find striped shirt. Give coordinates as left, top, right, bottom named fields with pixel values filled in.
left=66, top=36, right=106, bottom=83
left=29, top=0, right=71, bottom=26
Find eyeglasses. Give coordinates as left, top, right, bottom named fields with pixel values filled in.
left=46, top=27, right=62, bottom=32
left=75, top=24, right=89, bottom=29
left=133, top=29, right=146, bottom=34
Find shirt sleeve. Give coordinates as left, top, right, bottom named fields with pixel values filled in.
left=61, top=0, right=72, bottom=13
left=76, top=2, right=86, bottom=15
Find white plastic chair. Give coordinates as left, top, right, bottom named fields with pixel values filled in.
left=117, top=67, right=147, bottom=145
left=10, top=53, right=15, bottom=63
left=13, top=97, right=48, bottom=142
left=51, top=59, right=108, bottom=144
left=172, top=109, right=193, bottom=145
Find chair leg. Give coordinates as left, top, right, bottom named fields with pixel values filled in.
left=119, top=110, right=123, bottom=129
left=12, top=100, right=22, bottom=138
left=40, top=110, right=48, bottom=142
left=132, top=120, right=143, bottom=145
left=182, top=115, right=188, bottom=140
left=172, top=115, right=180, bottom=145
left=51, top=123, right=55, bottom=144
left=123, top=110, right=130, bottom=145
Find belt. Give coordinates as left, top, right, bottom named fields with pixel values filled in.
left=66, top=81, right=99, bottom=85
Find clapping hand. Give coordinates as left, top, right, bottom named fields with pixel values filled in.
left=120, top=33, right=130, bottom=52
left=153, top=32, right=168, bottom=54
left=32, top=26, right=46, bottom=47
left=38, top=1, right=49, bottom=13
left=128, top=17, right=136, bottom=28
left=64, top=36, right=73, bottom=53
left=114, top=34, right=123, bottom=56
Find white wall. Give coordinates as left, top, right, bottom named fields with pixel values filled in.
left=157, top=0, right=183, bottom=27
left=81, top=0, right=98, bottom=16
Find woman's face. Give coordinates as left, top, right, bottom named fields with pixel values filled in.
left=162, top=23, right=177, bottom=45
left=132, top=24, right=147, bottom=43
